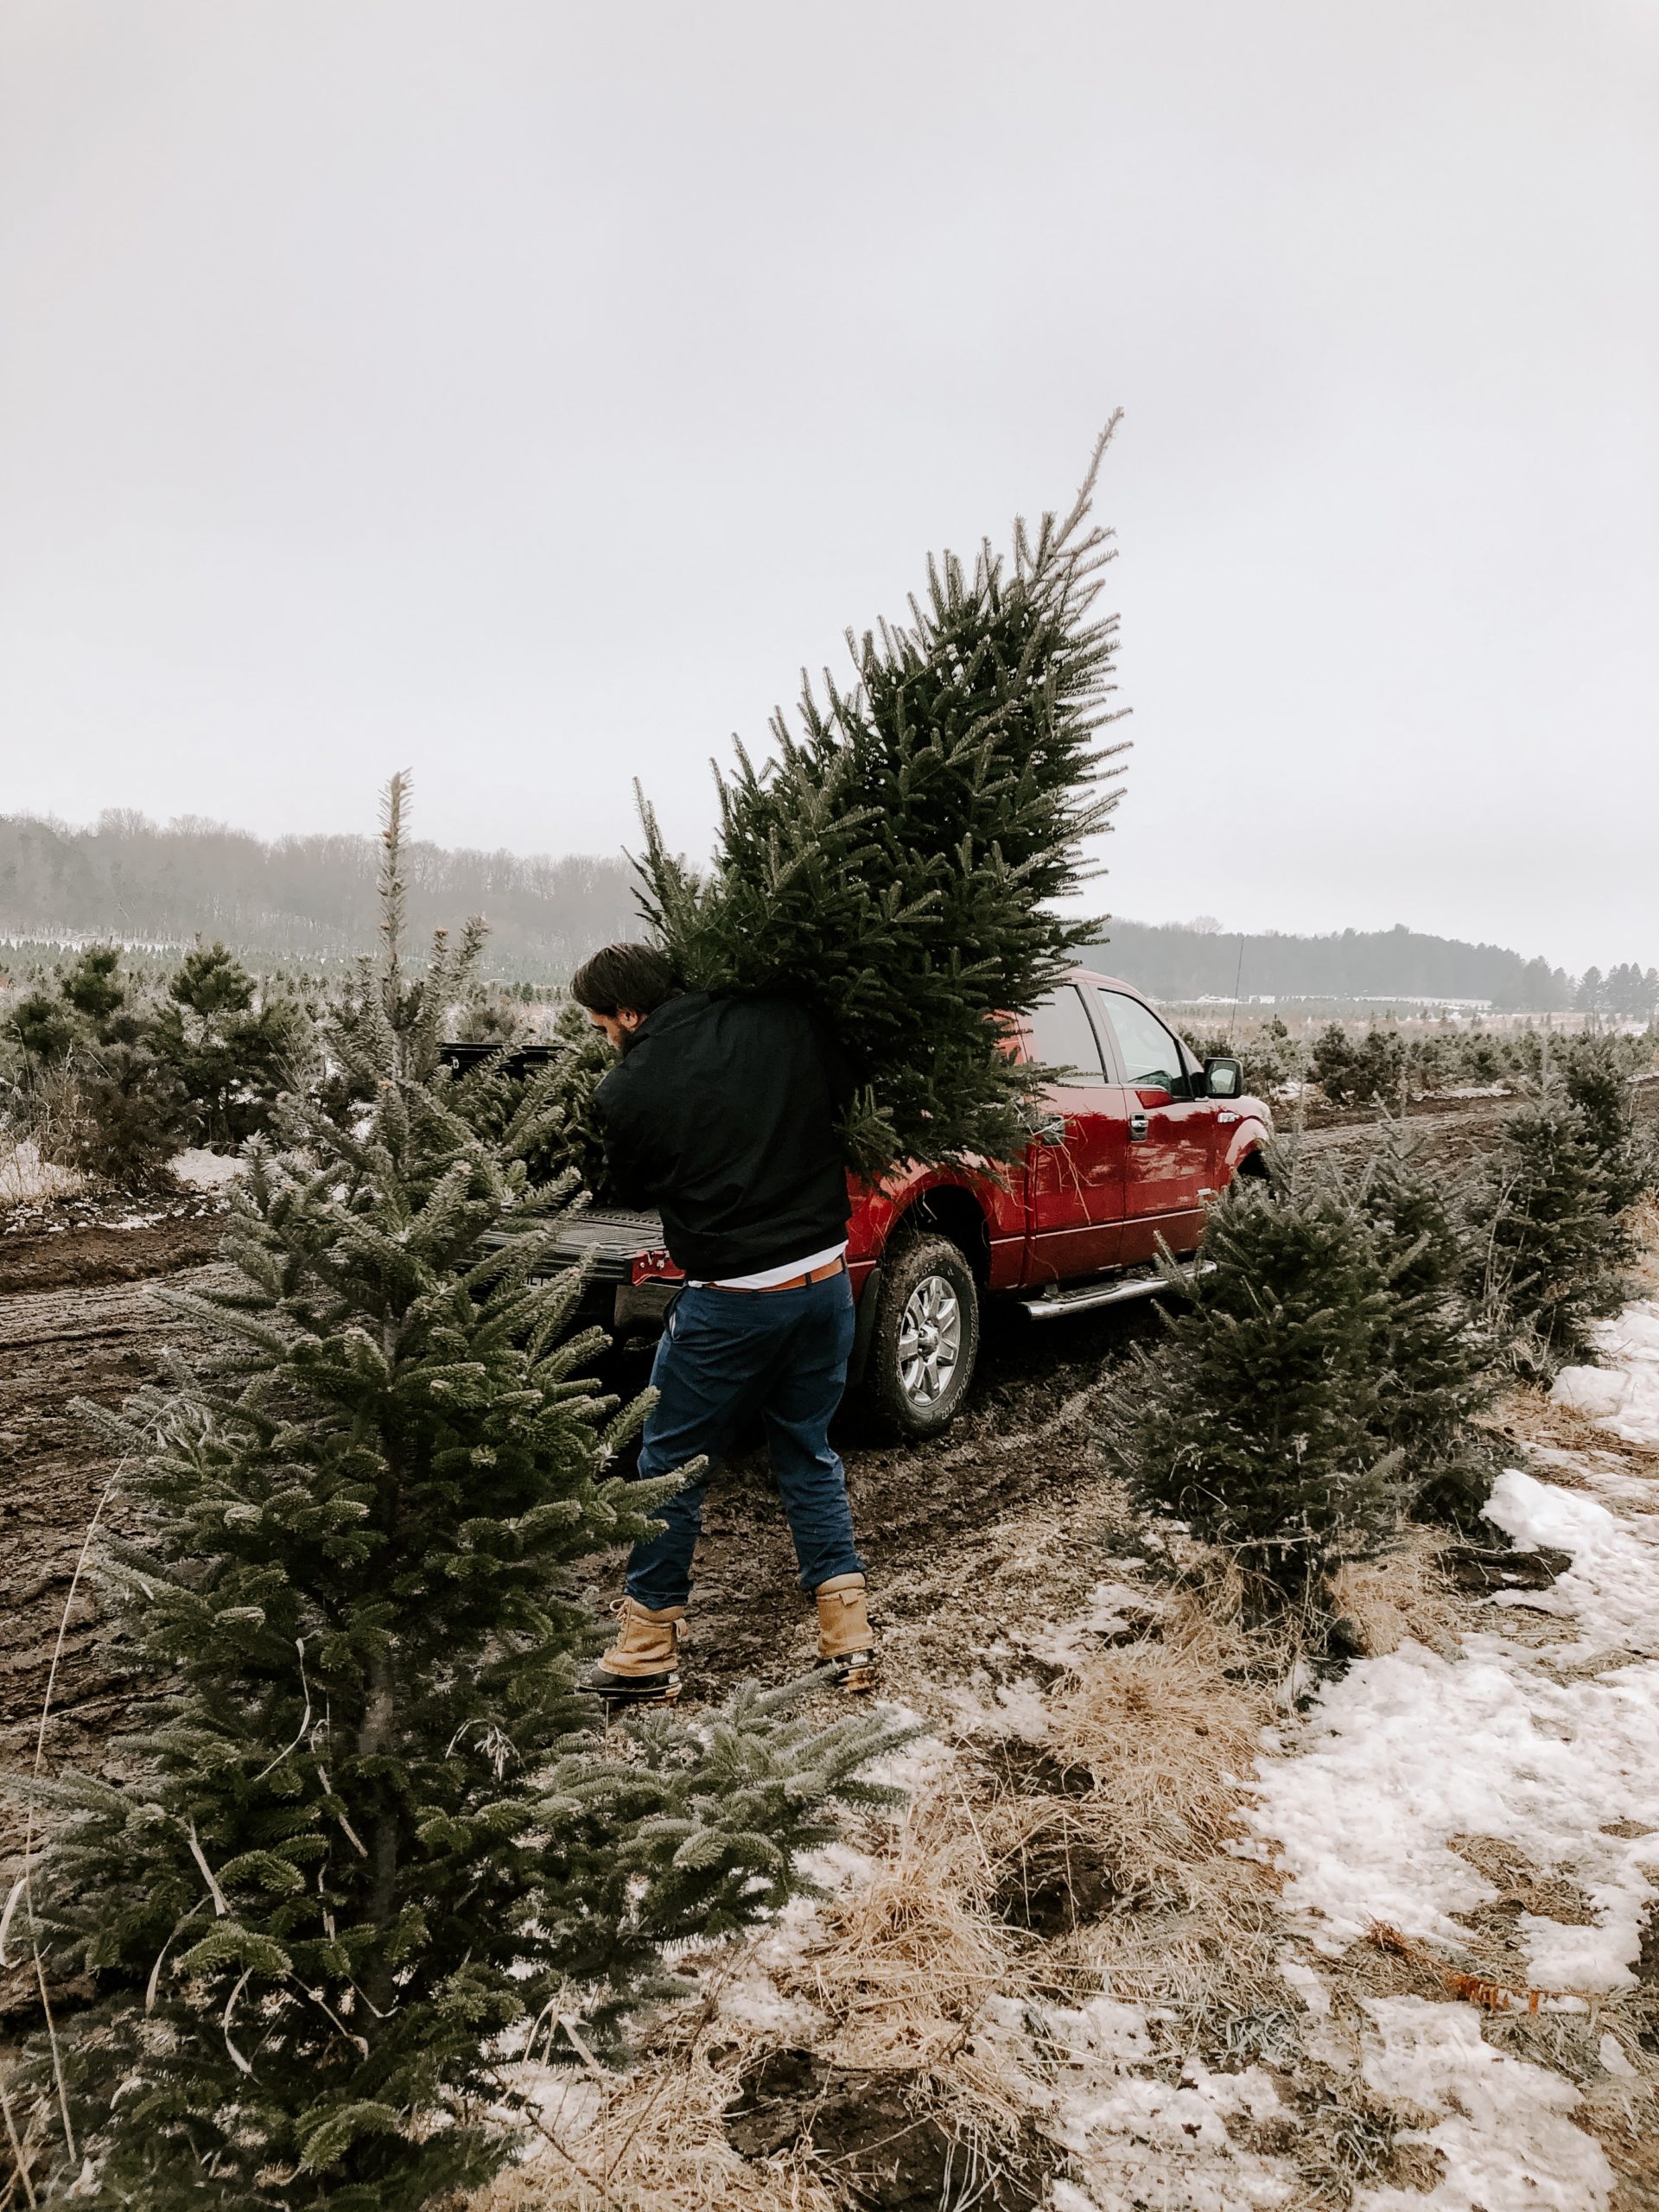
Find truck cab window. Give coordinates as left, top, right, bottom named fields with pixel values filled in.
left=1024, top=988, right=1106, bottom=1085
left=1096, top=989, right=1192, bottom=1100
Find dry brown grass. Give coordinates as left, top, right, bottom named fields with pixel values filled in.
left=785, top=1787, right=1031, bottom=2092
left=1034, top=1598, right=1272, bottom=1908
left=0, top=1135, right=84, bottom=1206
left=1624, top=1196, right=1659, bottom=1294
left=1491, top=1383, right=1630, bottom=1469
left=1328, top=1530, right=1460, bottom=1659
left=471, top=2037, right=837, bottom=2212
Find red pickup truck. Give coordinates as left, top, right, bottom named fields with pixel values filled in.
left=508, top=969, right=1271, bottom=1439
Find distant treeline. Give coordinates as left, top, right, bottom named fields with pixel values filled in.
left=2, top=812, right=1648, bottom=1013
left=0, top=811, right=642, bottom=978
left=1088, top=919, right=1592, bottom=1012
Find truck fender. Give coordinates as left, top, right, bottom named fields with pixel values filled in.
left=847, top=1262, right=883, bottom=1386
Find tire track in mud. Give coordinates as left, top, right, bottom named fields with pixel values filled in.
left=0, top=1267, right=227, bottom=1865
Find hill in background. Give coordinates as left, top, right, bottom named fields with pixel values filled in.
left=0, top=811, right=641, bottom=979
left=2, top=811, right=1647, bottom=1014
left=1089, top=918, right=1584, bottom=1012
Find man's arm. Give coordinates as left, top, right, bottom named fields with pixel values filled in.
left=593, top=1062, right=669, bottom=1208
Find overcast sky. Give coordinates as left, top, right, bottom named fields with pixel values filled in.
left=2, top=2, right=1655, bottom=974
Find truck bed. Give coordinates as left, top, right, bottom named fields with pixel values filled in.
left=541, top=1205, right=666, bottom=1282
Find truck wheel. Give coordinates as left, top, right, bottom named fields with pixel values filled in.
left=866, top=1234, right=981, bottom=1440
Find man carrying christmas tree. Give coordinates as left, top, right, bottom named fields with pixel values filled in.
left=571, top=941, right=876, bottom=1703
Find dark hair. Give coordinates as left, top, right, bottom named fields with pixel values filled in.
left=569, top=942, right=680, bottom=1018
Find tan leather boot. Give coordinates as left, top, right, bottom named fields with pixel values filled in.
left=816, top=1573, right=876, bottom=1692
left=579, top=1597, right=686, bottom=1706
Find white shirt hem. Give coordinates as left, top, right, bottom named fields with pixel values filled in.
left=694, top=1242, right=849, bottom=1291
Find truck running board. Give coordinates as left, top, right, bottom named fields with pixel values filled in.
left=1021, top=1258, right=1212, bottom=1322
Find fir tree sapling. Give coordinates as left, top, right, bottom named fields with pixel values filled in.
left=1102, top=1147, right=1402, bottom=1604
left=451, top=1001, right=615, bottom=1199
left=1350, top=1123, right=1500, bottom=1526
left=59, top=944, right=128, bottom=1033
left=1563, top=1033, right=1657, bottom=1215
left=1310, top=1023, right=1406, bottom=1109
left=149, top=939, right=313, bottom=1148
left=634, top=424, right=1130, bottom=1173
left=8, top=777, right=907, bottom=2212
left=1473, top=1090, right=1631, bottom=1374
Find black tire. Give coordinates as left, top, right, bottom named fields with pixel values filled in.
left=864, top=1233, right=981, bottom=1440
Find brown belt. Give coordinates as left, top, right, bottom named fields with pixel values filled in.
left=709, top=1256, right=848, bottom=1294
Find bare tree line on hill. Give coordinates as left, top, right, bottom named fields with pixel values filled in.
left=0, top=810, right=641, bottom=975
left=1, top=811, right=1649, bottom=1011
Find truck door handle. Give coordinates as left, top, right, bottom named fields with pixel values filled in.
left=1128, top=1110, right=1148, bottom=1141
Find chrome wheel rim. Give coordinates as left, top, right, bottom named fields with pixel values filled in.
left=896, top=1274, right=963, bottom=1408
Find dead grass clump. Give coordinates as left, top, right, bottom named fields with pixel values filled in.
left=0, top=1135, right=85, bottom=1206
left=1079, top=1853, right=1291, bottom=2054
left=471, top=2041, right=837, bottom=2212
left=1624, top=1196, right=1659, bottom=1294
left=1037, top=1602, right=1270, bottom=1907
left=787, top=1789, right=1027, bottom=2081
left=1328, top=1532, right=1459, bottom=1659
left=1448, top=1834, right=1600, bottom=1929
left=1493, top=1382, right=1654, bottom=1472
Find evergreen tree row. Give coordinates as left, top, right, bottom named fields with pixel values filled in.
left=4, top=940, right=310, bottom=1182
left=1105, top=1052, right=1654, bottom=1615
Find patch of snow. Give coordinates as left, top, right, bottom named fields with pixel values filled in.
left=1483, top=1467, right=1659, bottom=1659
left=1277, top=1949, right=1332, bottom=2016
left=1251, top=1436, right=1659, bottom=1993
left=171, top=1147, right=244, bottom=1190
left=1356, top=1996, right=1612, bottom=2211
left=1019, top=1580, right=1162, bottom=1669
left=0, top=1139, right=84, bottom=1205
left=1552, top=1297, right=1659, bottom=1446
left=944, top=1675, right=1053, bottom=1743
left=1027, top=1993, right=1294, bottom=2209
left=1249, top=1631, right=1659, bottom=1986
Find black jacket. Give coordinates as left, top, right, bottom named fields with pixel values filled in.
left=594, top=991, right=853, bottom=1279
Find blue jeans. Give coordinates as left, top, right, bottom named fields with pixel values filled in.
left=624, top=1270, right=864, bottom=1611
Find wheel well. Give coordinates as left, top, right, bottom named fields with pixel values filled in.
left=1236, top=1148, right=1268, bottom=1180
left=896, top=1186, right=993, bottom=1282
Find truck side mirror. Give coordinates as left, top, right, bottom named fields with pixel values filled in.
left=1204, top=1056, right=1243, bottom=1099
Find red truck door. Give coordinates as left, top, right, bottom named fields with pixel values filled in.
left=1018, top=986, right=1127, bottom=1283
left=1090, top=987, right=1218, bottom=1264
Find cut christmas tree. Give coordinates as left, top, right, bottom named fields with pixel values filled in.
left=633, top=423, right=1130, bottom=1173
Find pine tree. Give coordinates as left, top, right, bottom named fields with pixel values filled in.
left=633, top=427, right=1129, bottom=1172
left=1350, top=1122, right=1500, bottom=1526
left=1474, top=1091, right=1630, bottom=1372
left=150, top=940, right=313, bottom=1147
left=1563, top=1033, right=1655, bottom=1215
left=1102, top=1149, right=1402, bottom=1604
left=1311, top=1022, right=1406, bottom=1109
left=9, top=778, right=906, bottom=2212
left=60, top=944, right=127, bottom=1031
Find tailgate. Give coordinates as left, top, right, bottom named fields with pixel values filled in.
left=537, top=1206, right=671, bottom=1283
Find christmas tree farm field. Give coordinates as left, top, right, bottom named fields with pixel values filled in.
left=7, top=1175, right=1657, bottom=2208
